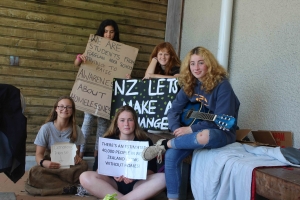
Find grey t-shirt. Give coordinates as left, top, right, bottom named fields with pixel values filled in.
left=34, top=122, right=85, bottom=150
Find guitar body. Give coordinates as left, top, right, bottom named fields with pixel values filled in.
left=180, top=102, right=208, bottom=126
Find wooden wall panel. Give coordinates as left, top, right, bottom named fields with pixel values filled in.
left=0, top=0, right=168, bottom=156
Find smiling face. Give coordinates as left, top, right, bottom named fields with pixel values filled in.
left=55, top=98, right=73, bottom=120
left=189, top=54, right=208, bottom=81
left=103, top=25, right=115, bottom=40
left=117, top=111, right=135, bottom=139
left=157, top=48, right=170, bottom=66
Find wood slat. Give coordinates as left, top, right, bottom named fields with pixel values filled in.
left=14, top=0, right=167, bottom=22
left=0, top=66, right=77, bottom=80
left=0, top=35, right=157, bottom=59
left=0, top=25, right=163, bottom=50
left=0, top=14, right=165, bottom=39
left=20, top=86, right=71, bottom=98
left=0, top=1, right=166, bottom=30
left=25, top=0, right=168, bottom=13
left=0, top=55, right=77, bottom=71
left=0, top=75, right=75, bottom=89
left=0, top=37, right=159, bottom=63
left=0, top=35, right=84, bottom=54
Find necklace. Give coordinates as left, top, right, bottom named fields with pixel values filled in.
left=53, top=121, right=70, bottom=138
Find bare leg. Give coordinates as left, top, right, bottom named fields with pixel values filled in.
left=196, top=129, right=209, bottom=144
left=119, top=173, right=166, bottom=200
left=79, top=171, right=123, bottom=199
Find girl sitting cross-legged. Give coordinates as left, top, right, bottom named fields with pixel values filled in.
left=79, top=105, right=166, bottom=200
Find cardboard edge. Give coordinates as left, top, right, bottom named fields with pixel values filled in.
left=236, top=129, right=252, bottom=141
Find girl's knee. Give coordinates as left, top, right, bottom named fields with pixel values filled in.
left=79, top=171, right=88, bottom=185
left=196, top=129, right=209, bottom=145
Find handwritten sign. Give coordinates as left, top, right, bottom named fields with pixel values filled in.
left=98, top=138, right=149, bottom=180
left=70, top=34, right=139, bottom=119
left=111, top=78, right=180, bottom=131
left=50, top=143, right=77, bottom=168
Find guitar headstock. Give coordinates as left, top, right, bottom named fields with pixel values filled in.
left=215, top=114, right=236, bottom=130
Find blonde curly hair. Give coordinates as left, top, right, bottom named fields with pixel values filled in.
left=179, top=46, right=228, bottom=97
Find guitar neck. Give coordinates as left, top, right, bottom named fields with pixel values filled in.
left=188, top=111, right=216, bottom=121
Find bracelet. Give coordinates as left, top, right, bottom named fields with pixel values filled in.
left=153, top=57, right=158, bottom=61
left=76, top=54, right=82, bottom=61
left=40, top=159, right=45, bottom=167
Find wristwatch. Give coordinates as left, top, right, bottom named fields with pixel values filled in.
left=40, top=159, right=45, bottom=167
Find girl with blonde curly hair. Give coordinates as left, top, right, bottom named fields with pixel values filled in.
left=142, top=47, right=240, bottom=200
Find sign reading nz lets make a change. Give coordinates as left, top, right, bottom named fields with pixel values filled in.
left=70, top=34, right=138, bottom=119
left=111, top=78, right=180, bottom=131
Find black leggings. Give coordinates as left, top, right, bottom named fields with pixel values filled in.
left=114, top=179, right=138, bottom=195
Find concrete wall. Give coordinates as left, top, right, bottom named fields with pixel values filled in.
left=181, top=0, right=300, bottom=147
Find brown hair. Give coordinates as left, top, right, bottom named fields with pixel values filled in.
left=179, top=46, right=228, bottom=96
left=149, top=42, right=181, bottom=75
left=103, top=105, right=148, bottom=140
left=45, top=96, right=78, bottom=142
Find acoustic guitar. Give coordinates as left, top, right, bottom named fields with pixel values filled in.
left=180, top=102, right=236, bottom=130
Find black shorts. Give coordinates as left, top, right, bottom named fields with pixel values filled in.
left=114, top=179, right=138, bottom=195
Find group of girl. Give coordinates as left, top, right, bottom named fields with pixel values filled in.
left=27, top=18, right=239, bottom=200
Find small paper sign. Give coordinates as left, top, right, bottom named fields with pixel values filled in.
left=98, top=138, right=149, bottom=180
left=50, top=142, right=77, bottom=168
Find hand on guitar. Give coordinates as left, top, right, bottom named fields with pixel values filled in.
left=173, top=126, right=192, bottom=137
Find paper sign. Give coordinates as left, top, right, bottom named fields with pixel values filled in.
left=98, top=138, right=149, bottom=180
left=70, top=34, right=139, bottom=119
left=50, top=142, right=77, bottom=168
left=111, top=78, right=180, bottom=130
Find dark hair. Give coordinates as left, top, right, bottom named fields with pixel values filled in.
left=45, top=96, right=78, bottom=142
left=103, top=105, right=148, bottom=140
left=95, top=19, right=120, bottom=42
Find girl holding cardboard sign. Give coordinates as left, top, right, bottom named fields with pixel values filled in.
left=74, top=19, right=126, bottom=171
left=79, top=105, right=165, bottom=200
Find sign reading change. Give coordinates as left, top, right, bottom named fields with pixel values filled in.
left=98, top=138, right=149, bottom=180
left=111, top=78, right=180, bottom=131
left=70, top=34, right=138, bottom=119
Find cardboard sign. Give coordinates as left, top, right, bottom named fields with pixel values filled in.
left=50, top=143, right=77, bottom=168
left=270, top=131, right=293, bottom=147
left=111, top=78, right=180, bottom=131
left=98, top=138, right=149, bottom=180
left=70, top=34, right=139, bottom=119
left=236, top=129, right=293, bottom=147
left=252, top=131, right=277, bottom=146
